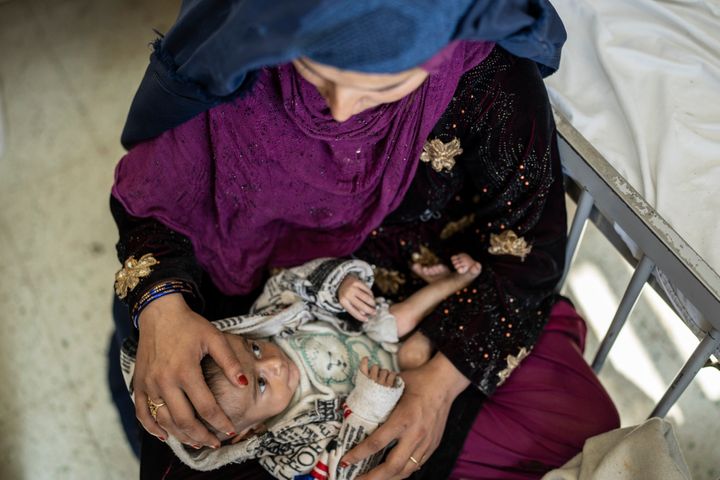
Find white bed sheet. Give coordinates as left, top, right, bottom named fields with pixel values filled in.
left=546, top=0, right=720, bottom=278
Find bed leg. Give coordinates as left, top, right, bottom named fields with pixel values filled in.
left=558, top=189, right=595, bottom=292
left=591, top=254, right=655, bottom=373
left=649, top=329, right=720, bottom=418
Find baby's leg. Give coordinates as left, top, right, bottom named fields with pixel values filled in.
left=397, top=331, right=434, bottom=370
left=391, top=253, right=481, bottom=337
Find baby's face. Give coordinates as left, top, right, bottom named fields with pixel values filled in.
left=220, top=334, right=300, bottom=430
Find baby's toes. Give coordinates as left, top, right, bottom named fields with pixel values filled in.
left=421, top=265, right=435, bottom=276
left=451, top=257, right=468, bottom=273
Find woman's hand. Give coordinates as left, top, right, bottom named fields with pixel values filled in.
left=338, top=274, right=377, bottom=321
left=133, top=293, right=244, bottom=448
left=341, top=353, right=470, bottom=479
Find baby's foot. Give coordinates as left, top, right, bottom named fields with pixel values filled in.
left=411, top=262, right=451, bottom=283
left=451, top=253, right=482, bottom=276
left=440, top=253, right=482, bottom=291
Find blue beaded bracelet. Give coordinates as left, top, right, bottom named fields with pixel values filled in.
left=131, top=280, right=194, bottom=328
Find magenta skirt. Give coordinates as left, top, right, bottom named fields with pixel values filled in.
left=449, top=300, right=620, bottom=479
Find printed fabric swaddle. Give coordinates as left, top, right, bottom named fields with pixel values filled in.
left=120, top=258, right=404, bottom=479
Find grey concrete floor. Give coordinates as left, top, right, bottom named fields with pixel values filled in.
left=0, top=0, right=717, bottom=479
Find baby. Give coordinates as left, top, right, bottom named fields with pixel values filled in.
left=122, top=254, right=480, bottom=480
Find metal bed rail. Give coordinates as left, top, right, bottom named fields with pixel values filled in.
left=553, top=111, right=720, bottom=418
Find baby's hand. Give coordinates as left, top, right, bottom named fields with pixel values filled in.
left=338, top=274, right=376, bottom=322
left=360, top=357, right=398, bottom=388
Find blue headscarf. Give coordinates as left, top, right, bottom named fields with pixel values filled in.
left=122, top=0, right=566, bottom=148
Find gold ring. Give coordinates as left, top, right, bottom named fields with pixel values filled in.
left=147, top=398, right=167, bottom=421
left=409, top=456, right=419, bottom=465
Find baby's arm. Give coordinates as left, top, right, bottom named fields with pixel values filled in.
left=315, top=358, right=404, bottom=480
left=252, top=258, right=374, bottom=314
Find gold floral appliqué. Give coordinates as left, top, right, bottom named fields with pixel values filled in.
left=420, top=138, right=463, bottom=173
left=114, top=253, right=160, bottom=299
left=496, top=346, right=531, bottom=386
left=269, top=267, right=285, bottom=277
left=440, top=214, right=476, bottom=240
left=488, top=230, right=532, bottom=261
left=373, top=267, right=406, bottom=295
left=410, top=245, right=440, bottom=267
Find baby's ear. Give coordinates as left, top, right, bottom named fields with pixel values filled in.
left=230, top=423, right=267, bottom=444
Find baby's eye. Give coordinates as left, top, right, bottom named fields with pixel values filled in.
left=251, top=342, right=262, bottom=359
left=258, top=376, right=267, bottom=394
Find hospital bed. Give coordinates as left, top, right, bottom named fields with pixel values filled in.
left=556, top=113, right=720, bottom=418
left=546, top=0, right=720, bottom=429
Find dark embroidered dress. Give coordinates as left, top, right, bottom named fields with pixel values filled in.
left=111, top=48, right=568, bottom=479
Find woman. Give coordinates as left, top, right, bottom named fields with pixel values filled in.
left=110, top=1, right=619, bottom=478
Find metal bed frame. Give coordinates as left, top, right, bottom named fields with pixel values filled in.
left=554, top=111, right=720, bottom=418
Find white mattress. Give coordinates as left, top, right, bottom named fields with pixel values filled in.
left=545, top=0, right=720, bottom=279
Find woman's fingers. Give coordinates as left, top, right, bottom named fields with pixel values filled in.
left=207, top=331, right=245, bottom=387
left=342, top=419, right=403, bottom=468
left=347, top=356, right=468, bottom=479
left=358, top=447, right=424, bottom=480
left=179, top=371, right=234, bottom=443
left=355, top=422, right=432, bottom=480
left=134, top=391, right=168, bottom=441
left=162, top=383, right=221, bottom=448
left=136, top=386, right=207, bottom=447
left=133, top=296, right=239, bottom=447
left=151, top=396, right=199, bottom=446
left=203, top=333, right=246, bottom=433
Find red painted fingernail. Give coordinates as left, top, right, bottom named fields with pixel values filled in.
left=227, top=431, right=236, bottom=437
left=237, top=374, right=248, bottom=386
left=158, top=436, right=166, bottom=442
left=340, top=461, right=349, bottom=468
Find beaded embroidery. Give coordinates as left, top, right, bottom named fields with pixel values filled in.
left=488, top=230, right=532, bottom=261
left=440, top=214, right=476, bottom=240
left=114, top=253, right=159, bottom=299
left=496, top=346, right=531, bottom=386
left=372, top=267, right=406, bottom=295
left=420, top=137, right=463, bottom=173
left=410, top=245, right=440, bottom=267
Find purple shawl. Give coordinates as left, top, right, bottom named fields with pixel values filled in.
left=113, top=41, right=494, bottom=294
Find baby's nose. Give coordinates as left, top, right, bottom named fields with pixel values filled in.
left=262, top=356, right=284, bottom=377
